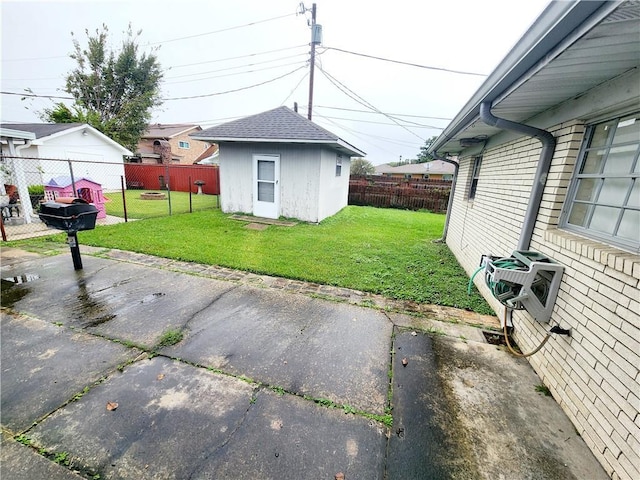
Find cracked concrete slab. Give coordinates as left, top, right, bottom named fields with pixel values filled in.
left=1, top=254, right=236, bottom=348
left=27, top=356, right=256, bottom=480
left=1, top=248, right=609, bottom=480
left=1, top=432, right=85, bottom=480
left=0, top=311, right=141, bottom=433
left=197, top=388, right=388, bottom=479
left=161, top=284, right=393, bottom=414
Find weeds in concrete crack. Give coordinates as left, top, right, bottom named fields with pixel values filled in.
left=155, top=328, right=184, bottom=348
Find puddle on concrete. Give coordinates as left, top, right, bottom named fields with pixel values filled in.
left=0, top=278, right=32, bottom=306
left=2, top=274, right=40, bottom=284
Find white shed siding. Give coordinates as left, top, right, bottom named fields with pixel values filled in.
left=19, top=129, right=126, bottom=190
left=219, top=143, right=328, bottom=222
left=218, top=144, right=254, bottom=214
left=317, top=149, right=350, bottom=222
left=447, top=76, right=640, bottom=478
left=279, top=145, right=321, bottom=222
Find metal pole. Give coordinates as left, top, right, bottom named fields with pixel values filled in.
left=165, top=163, right=172, bottom=215
left=68, top=160, right=77, bottom=197
left=189, top=175, right=193, bottom=213
left=307, top=3, right=317, bottom=121
left=120, top=175, right=128, bottom=222
left=68, top=232, right=83, bottom=270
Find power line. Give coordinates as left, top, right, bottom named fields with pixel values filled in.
left=164, top=60, right=308, bottom=85
left=280, top=71, right=310, bottom=106
left=1, top=91, right=73, bottom=100
left=163, top=66, right=307, bottom=101
left=317, top=115, right=443, bottom=129
left=2, top=65, right=306, bottom=102
left=317, top=66, right=426, bottom=142
left=2, top=15, right=300, bottom=63
left=321, top=46, right=487, bottom=77
left=312, top=105, right=452, bottom=121
left=167, top=44, right=308, bottom=70
left=165, top=52, right=310, bottom=81
left=145, top=12, right=297, bottom=46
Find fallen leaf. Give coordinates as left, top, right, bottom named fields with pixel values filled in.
left=157, top=374, right=165, bottom=380
left=335, top=473, right=345, bottom=480
left=106, top=401, right=118, bottom=411
left=402, top=357, right=408, bottom=367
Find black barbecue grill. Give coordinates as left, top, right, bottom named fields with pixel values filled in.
left=39, top=198, right=99, bottom=270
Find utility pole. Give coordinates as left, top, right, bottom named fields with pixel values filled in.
left=307, top=3, right=319, bottom=121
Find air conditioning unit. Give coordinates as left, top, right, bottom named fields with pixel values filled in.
left=484, top=250, right=564, bottom=323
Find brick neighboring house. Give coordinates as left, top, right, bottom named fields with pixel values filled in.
left=374, top=160, right=455, bottom=180
left=429, top=2, right=639, bottom=479
left=132, top=124, right=210, bottom=165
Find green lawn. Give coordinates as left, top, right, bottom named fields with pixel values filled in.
left=8, top=206, right=492, bottom=314
left=104, top=190, right=219, bottom=219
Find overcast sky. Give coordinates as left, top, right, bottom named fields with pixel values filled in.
left=1, top=0, right=549, bottom=165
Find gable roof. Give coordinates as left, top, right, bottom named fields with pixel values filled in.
left=142, top=124, right=202, bottom=139
left=1, top=123, right=83, bottom=139
left=45, top=176, right=99, bottom=187
left=0, top=122, right=132, bottom=155
left=430, top=0, right=640, bottom=156
left=191, top=106, right=366, bottom=157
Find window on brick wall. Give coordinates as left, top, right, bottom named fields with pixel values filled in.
left=468, top=156, right=482, bottom=200
left=561, top=112, right=640, bottom=252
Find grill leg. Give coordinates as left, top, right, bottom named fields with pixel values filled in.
left=68, top=232, right=83, bottom=270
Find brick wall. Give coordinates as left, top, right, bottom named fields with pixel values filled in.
left=448, top=121, right=640, bottom=479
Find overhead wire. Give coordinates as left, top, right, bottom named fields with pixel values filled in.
left=280, top=71, right=310, bottom=106
left=144, top=12, right=297, bottom=46
left=317, top=65, right=426, bottom=142
left=320, top=46, right=488, bottom=77
left=313, top=105, right=452, bottom=121
left=162, top=65, right=307, bottom=101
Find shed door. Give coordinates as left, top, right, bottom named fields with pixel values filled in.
left=253, top=154, right=280, bottom=219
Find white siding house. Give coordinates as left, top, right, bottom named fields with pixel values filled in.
left=0, top=123, right=131, bottom=191
left=191, top=107, right=364, bottom=223
left=430, top=2, right=639, bottom=479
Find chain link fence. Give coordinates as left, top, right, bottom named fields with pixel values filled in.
left=1, top=155, right=220, bottom=241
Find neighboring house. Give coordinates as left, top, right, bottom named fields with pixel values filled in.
left=374, top=161, right=455, bottom=180
left=429, top=2, right=639, bottom=479
left=194, top=144, right=220, bottom=165
left=0, top=122, right=130, bottom=192
left=133, top=124, right=210, bottom=165
left=191, top=106, right=365, bottom=222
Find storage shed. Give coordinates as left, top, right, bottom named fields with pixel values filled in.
left=191, top=107, right=365, bottom=222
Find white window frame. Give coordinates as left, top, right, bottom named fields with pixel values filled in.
left=336, top=156, right=342, bottom=177
left=178, top=141, right=190, bottom=149
left=560, top=112, right=640, bottom=252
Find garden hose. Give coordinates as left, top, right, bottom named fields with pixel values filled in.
left=502, top=308, right=551, bottom=358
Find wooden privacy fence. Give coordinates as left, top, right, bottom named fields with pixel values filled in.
left=123, top=163, right=220, bottom=194
left=348, top=176, right=451, bottom=213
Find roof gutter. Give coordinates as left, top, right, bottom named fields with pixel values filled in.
left=430, top=152, right=459, bottom=243
left=479, top=102, right=556, bottom=251
left=428, top=0, right=613, bottom=156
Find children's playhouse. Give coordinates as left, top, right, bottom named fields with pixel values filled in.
left=44, top=177, right=107, bottom=219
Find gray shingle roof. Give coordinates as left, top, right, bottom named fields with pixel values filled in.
left=191, top=106, right=365, bottom=156
left=192, top=107, right=337, bottom=141
left=0, top=123, right=83, bottom=139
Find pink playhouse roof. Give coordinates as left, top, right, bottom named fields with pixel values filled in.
left=45, top=176, right=101, bottom=188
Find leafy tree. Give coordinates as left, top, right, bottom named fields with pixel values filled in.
left=350, top=157, right=375, bottom=176
left=41, top=25, right=163, bottom=151
left=416, top=136, right=438, bottom=163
